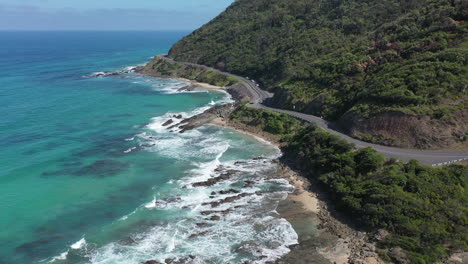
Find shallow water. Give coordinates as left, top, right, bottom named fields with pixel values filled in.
left=0, top=31, right=297, bottom=264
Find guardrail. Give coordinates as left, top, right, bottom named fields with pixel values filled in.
left=432, top=157, right=468, bottom=167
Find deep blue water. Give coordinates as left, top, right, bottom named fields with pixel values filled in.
left=0, top=31, right=297, bottom=264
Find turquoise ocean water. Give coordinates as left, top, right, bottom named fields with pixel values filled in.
left=0, top=31, right=297, bottom=264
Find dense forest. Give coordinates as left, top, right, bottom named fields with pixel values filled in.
left=169, top=0, right=468, bottom=149
left=230, top=106, right=468, bottom=263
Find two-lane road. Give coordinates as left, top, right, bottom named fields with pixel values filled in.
left=250, top=104, right=468, bottom=165
left=157, top=55, right=468, bottom=165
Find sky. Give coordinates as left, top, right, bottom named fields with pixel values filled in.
left=0, top=0, right=235, bottom=30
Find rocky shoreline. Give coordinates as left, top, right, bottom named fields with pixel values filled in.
left=145, top=77, right=384, bottom=263
left=88, top=64, right=386, bottom=264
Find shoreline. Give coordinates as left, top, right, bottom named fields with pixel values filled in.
left=173, top=77, right=226, bottom=90
left=209, top=117, right=383, bottom=264
left=140, top=66, right=383, bottom=263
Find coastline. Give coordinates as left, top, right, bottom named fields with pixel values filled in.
left=209, top=117, right=383, bottom=264
left=174, top=77, right=226, bottom=90
left=137, top=65, right=383, bottom=263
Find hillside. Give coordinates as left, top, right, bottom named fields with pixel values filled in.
left=168, top=0, right=468, bottom=149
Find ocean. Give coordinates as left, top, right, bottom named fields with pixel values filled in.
left=0, top=31, right=297, bottom=264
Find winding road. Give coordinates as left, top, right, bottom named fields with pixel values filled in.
left=158, top=55, right=468, bottom=166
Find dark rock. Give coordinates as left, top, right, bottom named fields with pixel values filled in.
left=161, top=256, right=196, bottom=264
left=219, top=189, right=240, bottom=195
left=196, top=222, right=210, bottom=228
left=176, top=104, right=234, bottom=133
left=209, top=215, right=221, bottom=221
left=189, top=231, right=209, bottom=239
left=173, top=114, right=183, bottom=119
left=167, top=197, right=182, bottom=203
left=162, top=119, right=174, bottom=126
left=142, top=261, right=163, bottom=264
left=202, top=193, right=253, bottom=207
left=201, top=209, right=231, bottom=215
left=244, top=180, right=255, bottom=188
left=178, top=85, right=196, bottom=92
left=192, top=170, right=240, bottom=187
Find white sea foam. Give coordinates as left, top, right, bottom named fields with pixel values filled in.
left=144, top=197, right=158, bottom=209
left=123, top=147, right=137, bottom=153
left=71, top=238, right=87, bottom=250
left=124, top=66, right=137, bottom=71
left=167, top=229, right=178, bottom=252
left=183, top=144, right=229, bottom=186
left=74, top=79, right=297, bottom=264
left=151, top=79, right=200, bottom=94
left=119, top=208, right=138, bottom=221
left=86, top=158, right=298, bottom=264
left=47, top=237, right=88, bottom=262
left=48, top=251, right=68, bottom=263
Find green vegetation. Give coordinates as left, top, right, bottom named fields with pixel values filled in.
left=231, top=107, right=467, bottom=263
left=142, top=57, right=239, bottom=87
left=230, top=104, right=302, bottom=135
left=169, top=0, right=467, bottom=147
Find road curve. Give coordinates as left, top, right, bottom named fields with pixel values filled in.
left=157, top=55, right=468, bottom=166
left=158, top=55, right=272, bottom=103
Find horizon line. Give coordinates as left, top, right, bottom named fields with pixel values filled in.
left=0, top=29, right=194, bottom=32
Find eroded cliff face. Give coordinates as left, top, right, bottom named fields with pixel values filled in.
left=338, top=110, right=468, bottom=149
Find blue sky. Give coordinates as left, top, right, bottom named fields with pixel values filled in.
left=0, top=0, right=234, bottom=30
